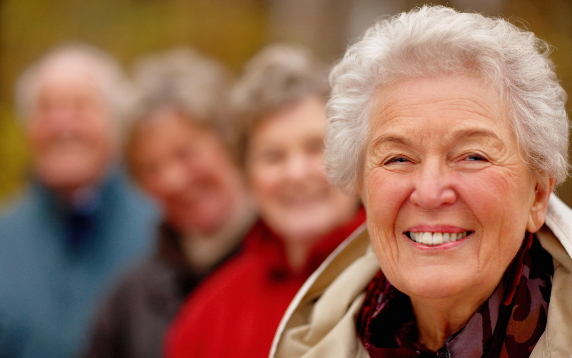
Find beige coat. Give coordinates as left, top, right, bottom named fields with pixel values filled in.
left=270, top=194, right=572, bottom=358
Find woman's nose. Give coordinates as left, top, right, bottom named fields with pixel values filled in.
left=409, top=160, right=457, bottom=209
left=285, top=152, right=312, bottom=181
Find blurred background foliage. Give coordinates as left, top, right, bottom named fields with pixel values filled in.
left=1, top=0, right=571, bottom=205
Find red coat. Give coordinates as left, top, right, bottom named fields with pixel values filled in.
left=164, top=208, right=366, bottom=358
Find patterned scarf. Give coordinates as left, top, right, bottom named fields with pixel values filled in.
left=356, top=234, right=553, bottom=358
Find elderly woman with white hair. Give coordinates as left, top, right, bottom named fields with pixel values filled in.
left=271, top=6, right=572, bottom=358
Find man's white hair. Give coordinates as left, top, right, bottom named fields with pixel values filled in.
left=15, top=43, right=131, bottom=124
left=325, top=5, right=569, bottom=193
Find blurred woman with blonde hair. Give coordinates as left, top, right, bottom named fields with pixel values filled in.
left=165, top=44, right=365, bottom=358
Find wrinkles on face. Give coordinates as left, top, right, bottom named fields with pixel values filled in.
left=364, top=170, right=407, bottom=280
left=361, top=74, right=541, bottom=311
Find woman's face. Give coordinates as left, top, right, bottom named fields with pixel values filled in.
left=131, top=110, right=242, bottom=235
left=361, top=74, right=552, bottom=302
left=247, top=97, right=357, bottom=243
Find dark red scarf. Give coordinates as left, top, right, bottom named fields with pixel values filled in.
left=356, top=233, right=553, bottom=358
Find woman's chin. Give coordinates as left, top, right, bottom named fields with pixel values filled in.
left=271, top=222, right=329, bottom=245
left=392, top=270, right=475, bottom=301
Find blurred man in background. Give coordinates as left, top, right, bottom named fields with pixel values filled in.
left=0, top=44, right=159, bottom=358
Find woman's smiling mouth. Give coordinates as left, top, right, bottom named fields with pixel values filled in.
left=405, top=231, right=473, bottom=246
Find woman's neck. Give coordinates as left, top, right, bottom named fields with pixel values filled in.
left=410, top=287, right=495, bottom=351
left=284, top=239, right=314, bottom=273
left=282, top=205, right=362, bottom=273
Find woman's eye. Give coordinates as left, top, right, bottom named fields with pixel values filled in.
left=386, top=156, right=410, bottom=164
left=262, top=151, right=284, bottom=163
left=176, top=147, right=191, bottom=160
left=465, top=154, right=486, bottom=161
left=305, top=138, right=325, bottom=156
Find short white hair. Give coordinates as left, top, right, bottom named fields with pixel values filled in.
left=130, top=47, right=233, bottom=139
left=325, top=5, right=569, bottom=193
left=125, top=48, right=235, bottom=175
left=231, top=44, right=329, bottom=164
left=15, top=43, right=131, bottom=124
left=231, top=44, right=329, bottom=119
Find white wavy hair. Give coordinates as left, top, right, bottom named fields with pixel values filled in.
left=230, top=44, right=329, bottom=164
left=325, top=5, right=569, bottom=193
left=15, top=43, right=131, bottom=123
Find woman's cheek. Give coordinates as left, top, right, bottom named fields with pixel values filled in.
left=251, top=164, right=278, bottom=197
left=366, top=168, right=410, bottom=211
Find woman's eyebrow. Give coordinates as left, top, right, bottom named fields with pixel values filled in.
left=452, top=128, right=502, bottom=142
left=370, top=135, right=412, bottom=151
left=369, top=128, right=504, bottom=153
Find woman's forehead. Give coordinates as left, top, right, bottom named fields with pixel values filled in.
left=374, top=74, right=500, bottom=110
left=366, top=74, right=515, bottom=149
left=372, top=75, right=503, bottom=123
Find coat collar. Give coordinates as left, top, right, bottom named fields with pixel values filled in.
left=271, top=194, right=572, bottom=358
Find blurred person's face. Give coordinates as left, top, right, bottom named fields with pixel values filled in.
left=27, top=68, right=115, bottom=193
left=131, top=110, right=243, bottom=235
left=246, top=97, right=357, bottom=244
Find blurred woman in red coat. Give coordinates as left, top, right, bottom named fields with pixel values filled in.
left=164, top=44, right=365, bottom=358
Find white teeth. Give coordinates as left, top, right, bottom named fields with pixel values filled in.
left=433, top=232, right=443, bottom=245
left=408, top=231, right=469, bottom=246
left=422, top=232, right=432, bottom=245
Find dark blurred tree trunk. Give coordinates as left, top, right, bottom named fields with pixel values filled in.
left=267, top=0, right=355, bottom=62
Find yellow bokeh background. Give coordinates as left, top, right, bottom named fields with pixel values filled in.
left=1, top=0, right=571, bottom=205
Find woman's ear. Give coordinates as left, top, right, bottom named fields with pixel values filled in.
left=526, top=176, right=555, bottom=233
